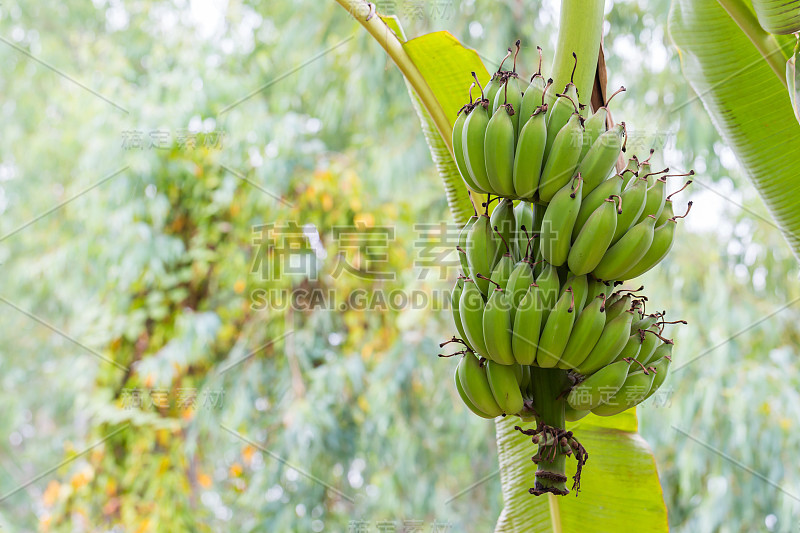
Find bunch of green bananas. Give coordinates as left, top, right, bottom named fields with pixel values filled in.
left=445, top=42, right=694, bottom=497
left=453, top=42, right=627, bottom=203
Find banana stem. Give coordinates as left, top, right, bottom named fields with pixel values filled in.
left=529, top=367, right=571, bottom=495
left=546, top=0, right=605, bottom=108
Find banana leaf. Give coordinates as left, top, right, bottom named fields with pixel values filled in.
left=335, top=2, right=670, bottom=529
left=670, top=0, right=800, bottom=258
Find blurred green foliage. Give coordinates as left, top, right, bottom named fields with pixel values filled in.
left=0, top=1, right=798, bottom=532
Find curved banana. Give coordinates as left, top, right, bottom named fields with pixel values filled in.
left=613, top=333, right=642, bottom=363
left=644, top=342, right=673, bottom=367
left=490, top=198, right=517, bottom=259
left=513, top=106, right=548, bottom=199
left=563, top=274, right=588, bottom=311
left=482, top=287, right=516, bottom=365
left=493, top=75, right=524, bottom=134
left=535, top=262, right=561, bottom=324
left=511, top=284, right=544, bottom=365
left=636, top=176, right=667, bottom=224
left=486, top=360, right=525, bottom=415
left=538, top=113, right=584, bottom=202
left=466, top=215, right=501, bottom=295
left=567, top=196, right=620, bottom=276
left=506, top=260, right=535, bottom=322
left=485, top=103, right=517, bottom=197
left=576, top=308, right=635, bottom=375
left=462, top=98, right=494, bottom=193
left=518, top=47, right=547, bottom=132
left=453, top=103, right=487, bottom=193
left=513, top=200, right=535, bottom=256
left=458, top=353, right=503, bottom=417
left=557, top=294, right=607, bottom=370
left=579, top=86, right=626, bottom=160
left=544, top=73, right=581, bottom=159
left=571, top=174, right=624, bottom=239
left=457, top=216, right=478, bottom=276
left=454, top=362, right=493, bottom=419
left=540, top=176, right=583, bottom=266
left=537, top=287, right=576, bottom=368
left=593, top=215, right=658, bottom=281
left=451, top=278, right=475, bottom=352
left=622, top=201, right=692, bottom=279
left=576, top=123, right=626, bottom=196
left=565, top=405, right=590, bottom=422
left=610, top=176, right=648, bottom=244
left=642, top=354, right=672, bottom=402
left=490, top=253, right=516, bottom=290
left=604, top=294, right=632, bottom=322
left=567, top=359, right=631, bottom=410
left=459, top=279, right=489, bottom=357
left=591, top=369, right=655, bottom=416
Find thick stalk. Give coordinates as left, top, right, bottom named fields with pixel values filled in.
left=530, top=368, right=570, bottom=495
left=546, top=0, right=605, bottom=108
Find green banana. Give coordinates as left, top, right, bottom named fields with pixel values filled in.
left=656, top=179, right=692, bottom=226
left=490, top=253, right=515, bottom=290
left=458, top=353, right=503, bottom=417
left=621, top=200, right=693, bottom=280
left=485, top=103, right=517, bottom=196
left=610, top=175, right=648, bottom=244
left=513, top=106, right=548, bottom=199
left=484, top=49, right=512, bottom=109
left=518, top=47, right=547, bottom=131
left=636, top=176, right=667, bottom=224
left=458, top=279, right=489, bottom=357
left=493, top=75, right=523, bottom=134
left=563, top=274, right=588, bottom=311
left=539, top=176, right=583, bottom=266
left=593, top=215, right=658, bottom=281
left=632, top=312, right=661, bottom=333
left=451, top=278, right=475, bottom=352
left=466, top=215, right=501, bottom=295
left=536, top=287, right=576, bottom=368
left=538, top=112, right=583, bottom=202
left=604, top=294, right=632, bottom=322
left=453, top=102, right=487, bottom=193
left=620, top=158, right=640, bottom=190
left=505, top=260, right=535, bottom=322
left=642, top=355, right=671, bottom=402
left=544, top=65, right=581, bottom=159
left=586, top=276, right=611, bottom=302
left=454, top=362, right=493, bottom=419
left=579, top=86, right=626, bottom=159
left=576, top=308, right=635, bottom=375
left=486, top=360, right=525, bottom=415
left=511, top=284, right=544, bottom=365
left=482, top=286, right=516, bottom=365
left=567, top=196, right=620, bottom=276
left=571, top=174, right=624, bottom=239
left=567, top=359, right=631, bottom=411
left=565, top=405, right=590, bottom=422
left=535, top=262, right=560, bottom=324
left=520, top=364, right=531, bottom=393
left=557, top=294, right=607, bottom=370
left=576, top=123, right=626, bottom=196
left=457, top=216, right=478, bottom=276
left=490, top=198, right=517, bottom=259
left=613, top=333, right=642, bottom=363
left=644, top=342, right=673, bottom=367
left=461, top=96, right=493, bottom=192
left=591, top=369, right=655, bottom=416
left=513, top=200, right=535, bottom=256
left=635, top=326, right=661, bottom=365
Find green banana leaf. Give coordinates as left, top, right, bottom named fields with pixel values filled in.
left=788, top=39, right=799, bottom=122
left=670, top=0, right=800, bottom=258
left=336, top=3, right=670, bottom=530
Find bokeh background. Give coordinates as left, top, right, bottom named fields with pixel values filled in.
left=2, top=0, right=799, bottom=531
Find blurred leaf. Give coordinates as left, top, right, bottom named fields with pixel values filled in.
left=670, top=0, right=800, bottom=258
left=788, top=38, right=800, bottom=123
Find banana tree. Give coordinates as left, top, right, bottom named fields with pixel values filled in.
left=332, top=1, right=670, bottom=529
